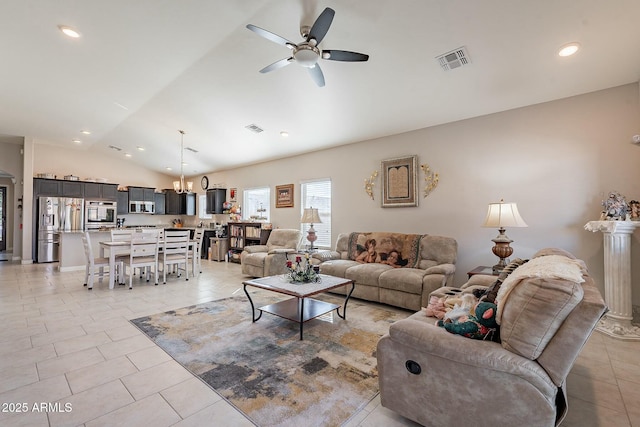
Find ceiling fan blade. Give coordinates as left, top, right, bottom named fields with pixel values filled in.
left=307, top=64, right=325, bottom=87
left=246, top=24, right=296, bottom=48
left=259, top=57, right=294, bottom=73
left=307, top=7, right=335, bottom=44
left=322, top=50, right=370, bottom=62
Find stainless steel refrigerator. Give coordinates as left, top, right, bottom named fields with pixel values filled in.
left=37, top=197, right=84, bottom=262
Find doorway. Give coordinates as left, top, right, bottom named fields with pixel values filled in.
left=0, top=186, right=6, bottom=252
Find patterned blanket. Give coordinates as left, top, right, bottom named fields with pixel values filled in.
left=347, top=231, right=423, bottom=268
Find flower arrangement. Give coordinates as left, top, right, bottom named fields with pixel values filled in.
left=286, top=254, right=320, bottom=283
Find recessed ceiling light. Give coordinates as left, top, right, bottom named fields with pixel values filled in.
left=124, top=153, right=132, bottom=158
left=558, top=42, right=580, bottom=57
left=58, top=25, right=81, bottom=38
left=72, top=139, right=81, bottom=144
left=166, top=167, right=172, bottom=171
left=280, top=131, right=289, bottom=137
left=136, top=146, right=145, bottom=151
left=80, top=130, right=91, bottom=135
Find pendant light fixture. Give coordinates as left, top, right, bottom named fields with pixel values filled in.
left=173, top=130, right=193, bottom=194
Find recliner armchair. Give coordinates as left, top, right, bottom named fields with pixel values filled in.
left=240, top=229, right=303, bottom=277
left=376, top=249, right=607, bottom=427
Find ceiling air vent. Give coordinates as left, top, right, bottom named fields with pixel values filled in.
left=108, top=145, right=122, bottom=151
left=245, top=123, right=264, bottom=133
left=185, top=147, right=199, bottom=153
left=436, top=46, right=471, bottom=71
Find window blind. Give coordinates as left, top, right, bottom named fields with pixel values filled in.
left=301, top=179, right=332, bottom=249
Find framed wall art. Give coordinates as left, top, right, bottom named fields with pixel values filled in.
left=381, top=155, right=418, bottom=207
left=276, top=184, right=294, bottom=208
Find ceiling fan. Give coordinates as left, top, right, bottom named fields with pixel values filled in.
left=246, top=7, right=369, bottom=87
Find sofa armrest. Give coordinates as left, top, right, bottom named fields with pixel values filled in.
left=243, top=245, right=268, bottom=254
left=268, top=248, right=295, bottom=255
left=423, top=263, right=455, bottom=276
left=312, top=250, right=341, bottom=262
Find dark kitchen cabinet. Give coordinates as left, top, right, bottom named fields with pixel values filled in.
left=144, top=188, right=155, bottom=202
left=154, top=192, right=166, bottom=215
left=165, top=190, right=180, bottom=215
left=128, top=187, right=143, bottom=201
left=206, top=188, right=226, bottom=214
left=117, top=191, right=129, bottom=215
left=61, top=181, right=83, bottom=197
left=34, top=178, right=61, bottom=196
left=84, top=183, right=101, bottom=199
left=165, top=190, right=196, bottom=215
left=84, top=183, right=118, bottom=201
left=102, top=184, right=118, bottom=200
left=128, top=186, right=155, bottom=202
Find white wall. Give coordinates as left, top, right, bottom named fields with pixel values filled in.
left=202, top=83, right=640, bottom=305
left=33, top=142, right=175, bottom=189
left=0, top=139, right=25, bottom=258
left=22, top=83, right=640, bottom=308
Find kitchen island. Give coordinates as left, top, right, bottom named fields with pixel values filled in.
left=58, top=230, right=112, bottom=272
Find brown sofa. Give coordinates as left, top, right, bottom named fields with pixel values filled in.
left=313, top=232, right=458, bottom=311
left=376, top=248, right=607, bottom=427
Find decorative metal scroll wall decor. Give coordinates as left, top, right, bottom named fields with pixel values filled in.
left=420, top=164, right=439, bottom=198
left=364, top=170, right=378, bottom=200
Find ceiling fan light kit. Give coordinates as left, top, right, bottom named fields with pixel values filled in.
left=246, top=7, right=369, bottom=87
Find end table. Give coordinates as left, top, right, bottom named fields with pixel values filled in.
left=467, top=265, right=499, bottom=279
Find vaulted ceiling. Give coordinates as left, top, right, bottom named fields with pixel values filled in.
left=1, top=1, right=639, bottom=177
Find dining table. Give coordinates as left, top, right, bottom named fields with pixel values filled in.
left=99, top=239, right=198, bottom=289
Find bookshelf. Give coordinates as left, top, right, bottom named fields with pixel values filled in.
left=228, top=222, right=271, bottom=263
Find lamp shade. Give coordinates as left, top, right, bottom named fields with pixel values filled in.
left=301, top=208, right=321, bottom=224
left=482, top=200, right=528, bottom=228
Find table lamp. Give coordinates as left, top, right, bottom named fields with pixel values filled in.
left=482, top=199, right=528, bottom=274
left=301, top=207, right=322, bottom=251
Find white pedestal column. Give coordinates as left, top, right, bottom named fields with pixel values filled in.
left=585, top=221, right=640, bottom=340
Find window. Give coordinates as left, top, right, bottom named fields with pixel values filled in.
left=243, top=187, right=270, bottom=222
left=199, top=194, right=212, bottom=220
left=301, top=179, right=331, bottom=249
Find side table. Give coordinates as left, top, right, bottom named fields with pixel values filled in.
left=467, top=266, right=498, bottom=279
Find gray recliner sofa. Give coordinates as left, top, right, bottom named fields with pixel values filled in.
left=376, top=248, right=607, bottom=426
left=313, top=232, right=458, bottom=311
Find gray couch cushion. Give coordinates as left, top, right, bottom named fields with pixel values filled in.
left=379, top=268, right=427, bottom=294
left=319, top=259, right=359, bottom=277
left=345, top=263, right=392, bottom=286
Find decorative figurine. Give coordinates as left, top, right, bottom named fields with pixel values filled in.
left=600, top=191, right=629, bottom=221
left=629, top=200, right=640, bottom=221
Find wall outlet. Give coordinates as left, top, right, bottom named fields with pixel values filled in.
left=632, top=135, right=640, bottom=144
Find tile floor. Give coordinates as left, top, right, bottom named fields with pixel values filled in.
left=0, top=255, right=638, bottom=427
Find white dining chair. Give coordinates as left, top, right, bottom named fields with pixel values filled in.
left=82, top=231, right=111, bottom=290
left=110, top=229, right=133, bottom=284
left=122, top=230, right=160, bottom=289
left=188, top=228, right=206, bottom=276
left=161, top=230, right=190, bottom=284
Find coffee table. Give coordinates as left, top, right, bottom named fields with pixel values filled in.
left=242, top=274, right=355, bottom=340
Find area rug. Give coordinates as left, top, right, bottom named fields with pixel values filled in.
left=130, top=293, right=410, bottom=427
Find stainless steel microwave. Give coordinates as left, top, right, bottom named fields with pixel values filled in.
left=85, top=200, right=117, bottom=229
left=129, top=201, right=155, bottom=214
